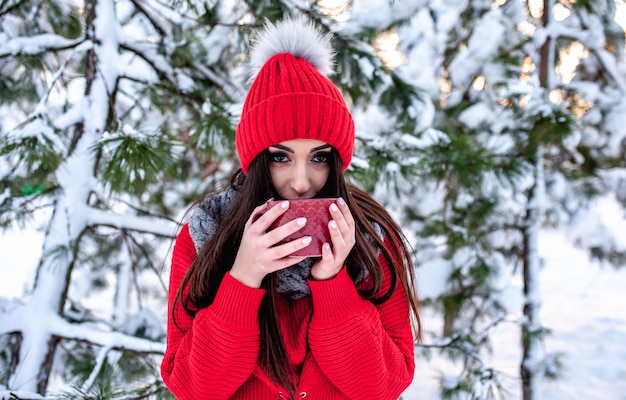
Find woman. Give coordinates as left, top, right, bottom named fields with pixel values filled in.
left=161, top=18, right=422, bottom=400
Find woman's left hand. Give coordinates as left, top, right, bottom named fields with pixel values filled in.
left=310, top=197, right=355, bottom=280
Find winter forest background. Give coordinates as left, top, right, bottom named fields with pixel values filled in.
left=1, top=0, right=626, bottom=399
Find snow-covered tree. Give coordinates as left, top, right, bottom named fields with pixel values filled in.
left=1, top=0, right=625, bottom=399
left=362, top=0, right=626, bottom=399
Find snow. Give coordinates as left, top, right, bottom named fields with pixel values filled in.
left=0, top=228, right=42, bottom=299
left=603, top=97, right=626, bottom=158
left=458, top=103, right=491, bottom=130
left=0, top=34, right=82, bottom=57
left=416, top=258, right=452, bottom=299
left=447, top=9, right=507, bottom=105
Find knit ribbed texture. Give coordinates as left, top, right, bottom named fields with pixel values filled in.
left=210, top=272, right=266, bottom=329
left=161, top=225, right=415, bottom=399
left=236, top=48, right=355, bottom=173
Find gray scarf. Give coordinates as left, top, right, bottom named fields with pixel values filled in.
left=188, top=190, right=373, bottom=300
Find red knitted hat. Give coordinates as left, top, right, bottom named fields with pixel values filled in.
left=235, top=19, right=355, bottom=174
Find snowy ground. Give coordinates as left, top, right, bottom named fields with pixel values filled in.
left=2, top=201, right=626, bottom=399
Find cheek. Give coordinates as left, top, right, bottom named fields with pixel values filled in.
left=269, top=168, right=286, bottom=191
left=312, top=169, right=330, bottom=192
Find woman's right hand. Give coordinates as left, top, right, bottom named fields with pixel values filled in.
left=230, top=200, right=310, bottom=288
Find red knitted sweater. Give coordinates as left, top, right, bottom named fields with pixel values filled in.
left=161, top=224, right=415, bottom=399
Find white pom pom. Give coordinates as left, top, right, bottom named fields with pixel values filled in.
left=249, top=18, right=335, bottom=78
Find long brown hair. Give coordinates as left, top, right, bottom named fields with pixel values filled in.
left=173, top=148, right=422, bottom=396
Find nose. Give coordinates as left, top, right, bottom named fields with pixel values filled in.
left=289, top=163, right=311, bottom=196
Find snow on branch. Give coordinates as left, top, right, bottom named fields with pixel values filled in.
left=65, top=323, right=165, bottom=355
left=1, top=302, right=164, bottom=353
left=1, top=303, right=164, bottom=359
left=541, top=17, right=626, bottom=92
left=0, top=34, right=85, bottom=58
left=86, top=207, right=178, bottom=238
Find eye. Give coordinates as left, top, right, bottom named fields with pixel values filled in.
left=312, top=152, right=329, bottom=164
left=270, top=152, right=290, bottom=163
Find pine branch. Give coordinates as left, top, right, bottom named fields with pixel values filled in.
left=530, top=6, right=626, bottom=92
left=128, top=0, right=168, bottom=37
left=79, top=345, right=112, bottom=393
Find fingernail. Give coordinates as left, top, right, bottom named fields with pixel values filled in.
left=302, top=236, right=312, bottom=245
left=324, top=244, right=331, bottom=251
left=297, top=217, right=307, bottom=226
left=330, top=203, right=339, bottom=212
left=329, top=220, right=337, bottom=230
left=281, top=201, right=289, bottom=208
left=338, top=197, right=345, bottom=206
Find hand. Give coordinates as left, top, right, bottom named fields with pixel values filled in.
left=230, top=200, right=310, bottom=288
left=310, top=197, right=355, bottom=281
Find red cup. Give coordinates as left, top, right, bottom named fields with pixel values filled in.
left=255, top=198, right=337, bottom=257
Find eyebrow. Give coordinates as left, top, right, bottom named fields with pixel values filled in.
left=270, top=143, right=331, bottom=153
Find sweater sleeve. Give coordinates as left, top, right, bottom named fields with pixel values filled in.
left=160, top=224, right=267, bottom=400
left=307, top=238, right=415, bottom=399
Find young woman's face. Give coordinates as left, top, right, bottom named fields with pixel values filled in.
left=268, top=139, right=332, bottom=200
